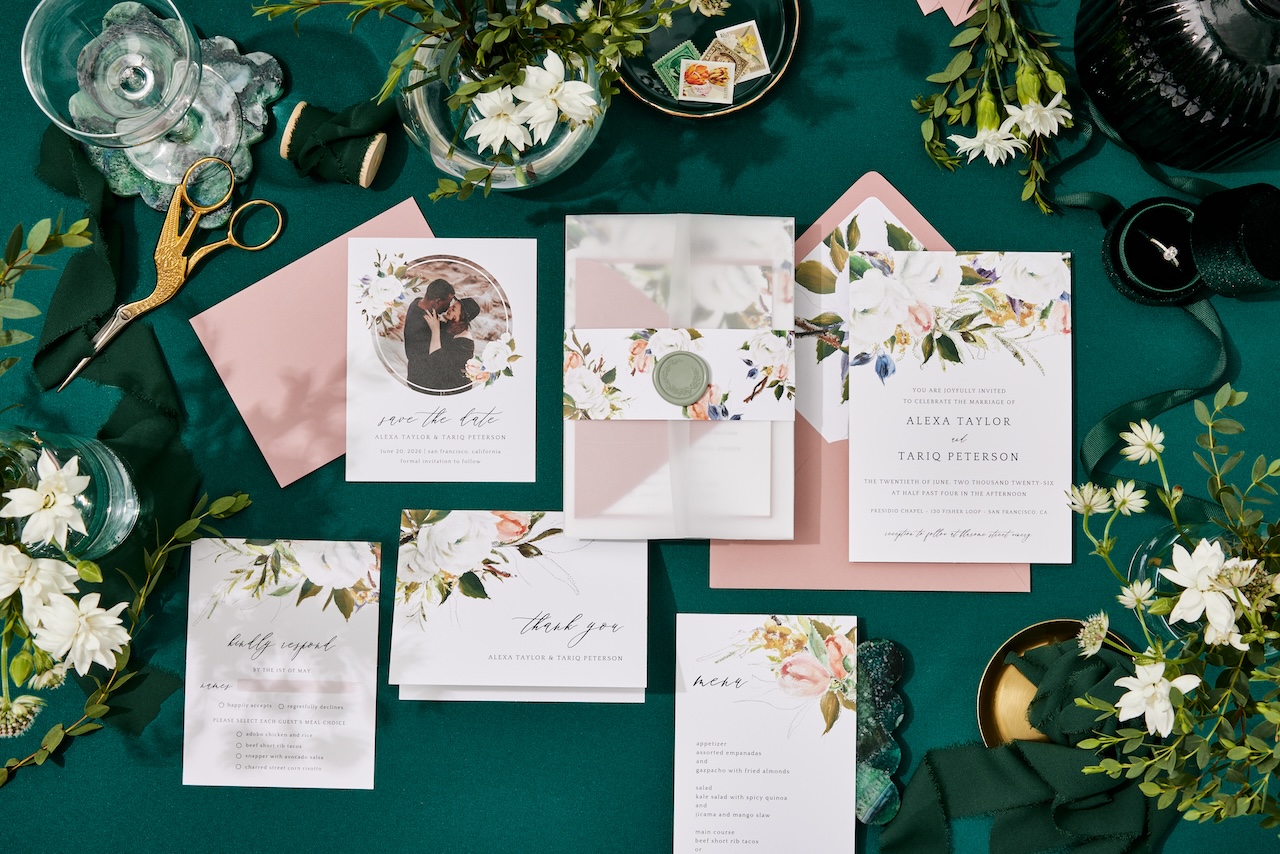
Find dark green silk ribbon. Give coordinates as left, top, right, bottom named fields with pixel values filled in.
left=30, top=126, right=198, bottom=734
left=879, top=642, right=1179, bottom=854
left=285, top=97, right=398, bottom=185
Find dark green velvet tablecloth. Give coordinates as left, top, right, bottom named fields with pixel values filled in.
left=3, top=0, right=1278, bottom=849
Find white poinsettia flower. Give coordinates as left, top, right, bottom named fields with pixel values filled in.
left=512, top=52, right=598, bottom=145
left=1111, top=480, right=1148, bottom=516
left=1077, top=611, right=1109, bottom=657
left=1114, top=660, right=1199, bottom=737
left=1160, top=539, right=1236, bottom=632
left=1067, top=483, right=1112, bottom=515
left=464, top=87, right=533, bottom=155
left=949, top=118, right=1028, bottom=165
left=0, top=450, right=90, bottom=549
left=287, top=540, right=374, bottom=590
left=1117, top=579, right=1155, bottom=611
left=1118, top=419, right=1164, bottom=465
left=32, top=592, right=130, bottom=677
left=1005, top=91, right=1072, bottom=138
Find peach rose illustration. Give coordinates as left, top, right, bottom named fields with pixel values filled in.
left=564, top=350, right=584, bottom=371
left=824, top=633, right=856, bottom=680
left=687, top=384, right=718, bottom=420
left=492, top=511, right=532, bottom=544
left=904, top=300, right=935, bottom=336
left=1048, top=299, right=1071, bottom=335
left=629, top=338, right=653, bottom=373
left=777, top=651, right=832, bottom=698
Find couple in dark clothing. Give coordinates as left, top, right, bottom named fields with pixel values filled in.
left=404, top=278, right=481, bottom=393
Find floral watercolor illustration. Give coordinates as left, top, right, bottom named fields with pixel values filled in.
left=735, top=615, right=858, bottom=735
left=563, top=331, right=630, bottom=419
left=396, top=510, right=575, bottom=625
left=796, top=219, right=1070, bottom=399
left=352, top=250, right=408, bottom=334
left=200, top=539, right=379, bottom=622
left=464, top=333, right=519, bottom=387
left=740, top=329, right=795, bottom=404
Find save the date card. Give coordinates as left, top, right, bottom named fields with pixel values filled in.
left=346, top=238, right=536, bottom=482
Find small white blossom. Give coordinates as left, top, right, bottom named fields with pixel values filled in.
left=0, top=545, right=79, bottom=627
left=1110, top=480, right=1148, bottom=515
left=689, top=0, right=730, bottom=16
left=0, top=450, right=90, bottom=549
left=1118, top=419, right=1164, bottom=465
left=1117, top=579, right=1156, bottom=611
left=949, top=118, right=1028, bottom=165
left=1077, top=612, right=1109, bottom=657
left=1114, top=660, right=1200, bottom=737
left=1004, top=91, right=1072, bottom=138
left=575, top=0, right=594, bottom=20
left=511, top=52, right=598, bottom=145
left=1203, top=622, right=1249, bottom=651
left=0, top=695, right=44, bottom=738
left=27, top=660, right=70, bottom=691
left=1160, top=539, right=1236, bottom=633
left=1068, top=483, right=1113, bottom=515
left=464, top=87, right=532, bottom=155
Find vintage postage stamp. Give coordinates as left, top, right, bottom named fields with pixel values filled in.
left=700, top=38, right=749, bottom=82
left=678, top=59, right=735, bottom=105
left=715, top=20, right=771, bottom=82
left=654, top=40, right=701, bottom=98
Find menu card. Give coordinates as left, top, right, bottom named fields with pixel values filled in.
left=346, top=238, right=537, bottom=482
left=674, top=613, right=858, bottom=852
left=183, top=538, right=381, bottom=789
left=847, top=251, right=1073, bottom=563
left=390, top=510, right=648, bottom=703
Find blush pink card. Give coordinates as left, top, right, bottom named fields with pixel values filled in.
left=191, top=198, right=432, bottom=487
left=709, top=173, right=1031, bottom=592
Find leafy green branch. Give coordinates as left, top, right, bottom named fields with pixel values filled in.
left=1, top=216, right=92, bottom=380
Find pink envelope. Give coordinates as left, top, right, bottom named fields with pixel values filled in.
left=709, top=173, right=1031, bottom=591
left=191, top=199, right=433, bottom=487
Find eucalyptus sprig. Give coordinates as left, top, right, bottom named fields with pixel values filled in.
left=1068, top=385, right=1280, bottom=833
left=0, top=491, right=251, bottom=789
left=1, top=216, right=92, bottom=380
left=913, top=0, right=1071, bottom=213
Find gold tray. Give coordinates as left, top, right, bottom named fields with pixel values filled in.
left=975, top=619, right=1121, bottom=748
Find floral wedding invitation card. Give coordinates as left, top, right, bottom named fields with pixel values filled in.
left=673, top=613, right=858, bottom=852
left=389, top=510, right=648, bottom=703
left=183, top=538, right=381, bottom=789
left=346, top=238, right=536, bottom=482
left=846, top=251, right=1072, bottom=563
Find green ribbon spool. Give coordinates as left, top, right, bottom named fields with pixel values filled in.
left=280, top=98, right=398, bottom=188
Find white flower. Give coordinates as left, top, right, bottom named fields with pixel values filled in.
left=1160, top=539, right=1236, bottom=633
left=1067, top=483, right=1112, bottom=515
left=689, top=0, right=730, bottom=16
left=28, top=660, right=70, bottom=691
left=691, top=263, right=768, bottom=315
left=287, top=540, right=373, bottom=590
left=575, top=0, right=594, bottom=19
left=894, top=252, right=962, bottom=306
left=1118, top=419, right=1164, bottom=465
left=356, top=273, right=404, bottom=316
left=646, top=328, right=695, bottom=360
left=0, top=695, right=44, bottom=738
left=1217, top=556, right=1258, bottom=591
left=511, top=52, right=598, bottom=145
left=1110, top=480, right=1148, bottom=516
left=1118, top=579, right=1156, bottom=610
left=32, top=592, right=130, bottom=677
left=0, top=450, right=90, bottom=549
left=1114, top=660, right=1200, bottom=737
left=464, top=87, right=532, bottom=155
left=997, top=252, right=1071, bottom=304
left=1005, top=91, right=1072, bottom=138
left=1077, top=612, right=1109, bottom=657
left=1203, top=622, right=1249, bottom=650
left=403, top=511, right=499, bottom=581
left=564, top=365, right=612, bottom=419
left=949, top=118, right=1029, bottom=165
left=478, top=336, right=513, bottom=374
left=848, top=267, right=913, bottom=354
left=745, top=330, right=790, bottom=371
left=0, top=545, right=80, bottom=627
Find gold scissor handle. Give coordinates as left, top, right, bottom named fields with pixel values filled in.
left=186, top=198, right=284, bottom=270
left=180, top=156, right=236, bottom=214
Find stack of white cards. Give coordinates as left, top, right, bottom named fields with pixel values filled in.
left=389, top=510, right=649, bottom=703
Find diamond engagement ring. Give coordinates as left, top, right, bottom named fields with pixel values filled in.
left=1147, top=236, right=1180, bottom=268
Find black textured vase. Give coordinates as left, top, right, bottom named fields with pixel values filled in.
left=1075, top=0, right=1280, bottom=170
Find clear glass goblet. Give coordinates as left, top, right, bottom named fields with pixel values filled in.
left=21, top=0, right=241, bottom=185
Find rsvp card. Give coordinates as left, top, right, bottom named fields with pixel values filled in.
left=847, top=251, right=1073, bottom=563
left=674, top=613, right=858, bottom=852
left=346, top=238, right=537, bottom=482
left=389, top=510, right=648, bottom=702
left=183, top=538, right=381, bottom=789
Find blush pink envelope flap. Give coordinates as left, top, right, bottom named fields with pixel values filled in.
left=709, top=173, right=1031, bottom=591
left=191, top=199, right=433, bottom=487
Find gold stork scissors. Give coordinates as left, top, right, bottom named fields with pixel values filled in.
left=58, top=156, right=283, bottom=392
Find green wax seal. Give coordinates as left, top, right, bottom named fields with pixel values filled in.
left=652, top=351, right=711, bottom=406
